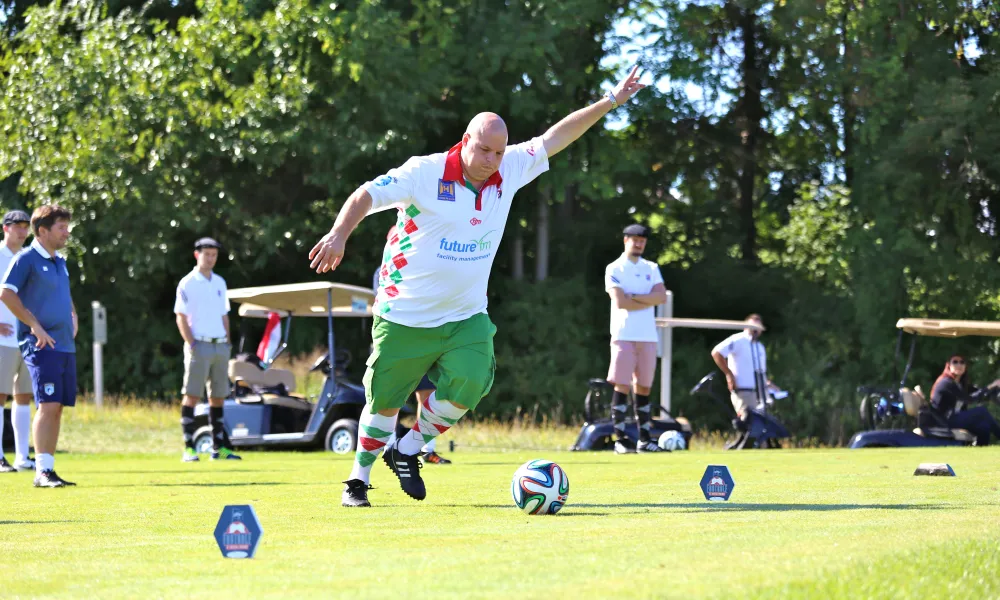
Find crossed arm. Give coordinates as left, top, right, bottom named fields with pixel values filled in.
left=608, top=283, right=668, bottom=311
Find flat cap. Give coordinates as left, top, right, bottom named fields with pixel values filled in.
left=623, top=224, right=651, bottom=237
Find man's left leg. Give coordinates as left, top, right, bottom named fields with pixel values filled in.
left=415, top=389, right=452, bottom=464
left=29, top=350, right=76, bottom=487
left=633, top=341, right=664, bottom=453
left=208, top=343, right=240, bottom=460
left=390, top=314, right=496, bottom=499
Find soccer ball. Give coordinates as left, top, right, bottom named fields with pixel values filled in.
left=510, top=459, right=569, bottom=515
left=658, top=430, right=687, bottom=451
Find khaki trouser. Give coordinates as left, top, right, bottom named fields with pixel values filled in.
left=0, top=345, right=32, bottom=396
left=730, top=390, right=761, bottom=419
left=182, top=341, right=231, bottom=398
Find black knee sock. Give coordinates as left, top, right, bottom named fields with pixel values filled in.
left=634, top=394, right=652, bottom=442
left=610, top=391, right=629, bottom=442
left=209, top=406, right=228, bottom=451
left=180, top=405, right=196, bottom=450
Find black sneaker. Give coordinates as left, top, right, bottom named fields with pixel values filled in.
left=33, top=470, right=76, bottom=488
left=0, top=456, right=16, bottom=473
left=342, top=479, right=373, bottom=507
left=614, top=439, right=637, bottom=454
left=421, top=451, right=452, bottom=465
left=383, top=443, right=426, bottom=501
left=637, top=440, right=667, bottom=453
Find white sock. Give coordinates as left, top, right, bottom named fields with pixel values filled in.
left=0, top=403, right=5, bottom=459
left=36, top=453, right=54, bottom=473
left=398, top=396, right=466, bottom=456
left=12, top=402, right=31, bottom=462
left=420, top=437, right=437, bottom=454
left=348, top=411, right=398, bottom=484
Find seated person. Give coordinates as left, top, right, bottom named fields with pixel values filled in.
left=929, top=354, right=1000, bottom=445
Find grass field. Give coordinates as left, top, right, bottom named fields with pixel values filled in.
left=3, top=405, right=1000, bottom=599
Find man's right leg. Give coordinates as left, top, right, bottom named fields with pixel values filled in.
left=180, top=341, right=210, bottom=462
left=12, top=394, right=33, bottom=470
left=607, top=341, right=637, bottom=454
left=0, top=393, right=13, bottom=472
left=26, top=349, right=75, bottom=487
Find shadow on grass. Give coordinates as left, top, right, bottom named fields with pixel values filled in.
left=570, top=502, right=952, bottom=512
left=99, top=481, right=330, bottom=488
left=0, top=520, right=86, bottom=525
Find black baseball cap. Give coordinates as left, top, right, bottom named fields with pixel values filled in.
left=194, top=237, right=222, bottom=250
left=623, top=224, right=651, bottom=237
left=3, top=210, right=30, bottom=226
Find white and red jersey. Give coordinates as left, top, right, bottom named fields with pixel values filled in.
left=364, top=138, right=549, bottom=327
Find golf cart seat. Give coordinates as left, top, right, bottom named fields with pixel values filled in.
left=912, top=427, right=975, bottom=442
left=229, top=360, right=297, bottom=395
left=902, top=386, right=976, bottom=442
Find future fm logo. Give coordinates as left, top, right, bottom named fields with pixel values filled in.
left=439, top=230, right=496, bottom=254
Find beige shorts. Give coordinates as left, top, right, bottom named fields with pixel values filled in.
left=731, top=390, right=761, bottom=418
left=607, top=341, right=658, bottom=389
left=0, top=345, right=32, bottom=396
left=182, top=341, right=231, bottom=399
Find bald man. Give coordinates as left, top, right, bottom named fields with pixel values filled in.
left=311, top=67, right=647, bottom=507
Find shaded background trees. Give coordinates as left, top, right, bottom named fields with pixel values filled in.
left=2, top=0, right=998, bottom=443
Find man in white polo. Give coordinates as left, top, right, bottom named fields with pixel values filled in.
left=174, top=237, right=240, bottom=462
left=0, top=210, right=35, bottom=472
left=310, top=66, right=647, bottom=507
left=711, top=314, right=775, bottom=424
left=604, top=223, right=668, bottom=454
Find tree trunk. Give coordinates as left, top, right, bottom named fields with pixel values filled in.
left=737, top=4, right=762, bottom=264
left=535, top=188, right=550, bottom=282
left=512, top=226, right=524, bottom=281
left=841, top=1, right=856, bottom=189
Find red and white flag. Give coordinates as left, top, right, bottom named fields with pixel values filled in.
left=256, top=312, right=282, bottom=363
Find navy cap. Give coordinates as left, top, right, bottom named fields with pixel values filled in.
left=194, top=237, right=222, bottom=250
left=3, top=210, right=30, bottom=226
left=623, top=224, right=651, bottom=237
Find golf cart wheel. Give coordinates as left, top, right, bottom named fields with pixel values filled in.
left=193, top=426, right=215, bottom=454
left=325, top=418, right=359, bottom=454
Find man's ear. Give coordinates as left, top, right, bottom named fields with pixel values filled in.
left=462, top=132, right=470, bottom=147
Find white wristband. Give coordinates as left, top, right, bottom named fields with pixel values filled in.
left=606, top=90, right=619, bottom=110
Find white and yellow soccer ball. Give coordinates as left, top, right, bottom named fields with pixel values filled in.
left=658, top=430, right=687, bottom=451
left=510, top=459, right=569, bottom=515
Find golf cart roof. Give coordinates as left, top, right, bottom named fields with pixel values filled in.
left=228, top=282, right=374, bottom=318
left=896, top=318, right=1000, bottom=338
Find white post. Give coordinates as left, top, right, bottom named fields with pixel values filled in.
left=92, top=301, right=107, bottom=407
left=658, top=291, right=674, bottom=416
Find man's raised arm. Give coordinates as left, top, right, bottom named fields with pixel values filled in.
left=309, top=188, right=374, bottom=274
left=541, top=65, right=646, bottom=158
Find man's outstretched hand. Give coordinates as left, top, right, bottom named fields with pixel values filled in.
left=309, top=231, right=347, bottom=273
left=611, top=65, right=647, bottom=106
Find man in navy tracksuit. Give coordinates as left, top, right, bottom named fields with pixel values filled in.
left=0, top=205, right=78, bottom=488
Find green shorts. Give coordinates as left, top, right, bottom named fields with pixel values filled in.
left=363, top=313, right=497, bottom=412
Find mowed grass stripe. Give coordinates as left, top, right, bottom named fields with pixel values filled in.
left=1, top=449, right=997, bottom=598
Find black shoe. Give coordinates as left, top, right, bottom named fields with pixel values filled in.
left=342, top=479, right=373, bottom=507
left=33, top=470, right=76, bottom=488
left=421, top=451, right=452, bottom=465
left=0, top=456, right=16, bottom=473
left=383, top=443, right=426, bottom=501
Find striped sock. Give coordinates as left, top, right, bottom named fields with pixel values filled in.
left=397, top=393, right=466, bottom=456
left=635, top=394, right=652, bottom=442
left=349, top=410, right=397, bottom=484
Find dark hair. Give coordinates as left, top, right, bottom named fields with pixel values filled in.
left=746, top=313, right=763, bottom=322
left=30, top=205, right=72, bottom=236
left=932, top=354, right=969, bottom=396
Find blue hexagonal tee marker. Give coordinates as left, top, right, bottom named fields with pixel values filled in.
left=214, top=505, right=263, bottom=558
left=699, top=465, right=735, bottom=502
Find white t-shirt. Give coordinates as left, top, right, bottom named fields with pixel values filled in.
left=712, top=331, right=767, bottom=390
left=0, top=245, right=19, bottom=348
left=604, top=254, right=664, bottom=343
left=365, top=138, right=549, bottom=327
left=174, top=269, right=230, bottom=339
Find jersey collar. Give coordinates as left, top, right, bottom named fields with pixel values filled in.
left=30, top=239, right=56, bottom=260
left=442, top=141, right=503, bottom=211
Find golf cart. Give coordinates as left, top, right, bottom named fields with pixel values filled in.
left=190, top=282, right=376, bottom=455
left=571, top=379, right=693, bottom=450
left=849, top=318, right=1000, bottom=449
left=689, top=372, right=790, bottom=449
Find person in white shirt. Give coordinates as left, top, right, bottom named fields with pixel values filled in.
left=0, top=210, right=35, bottom=472
left=604, top=224, right=668, bottom=453
left=174, top=237, right=240, bottom=462
left=310, top=66, right=648, bottom=507
left=711, top=314, right=775, bottom=423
